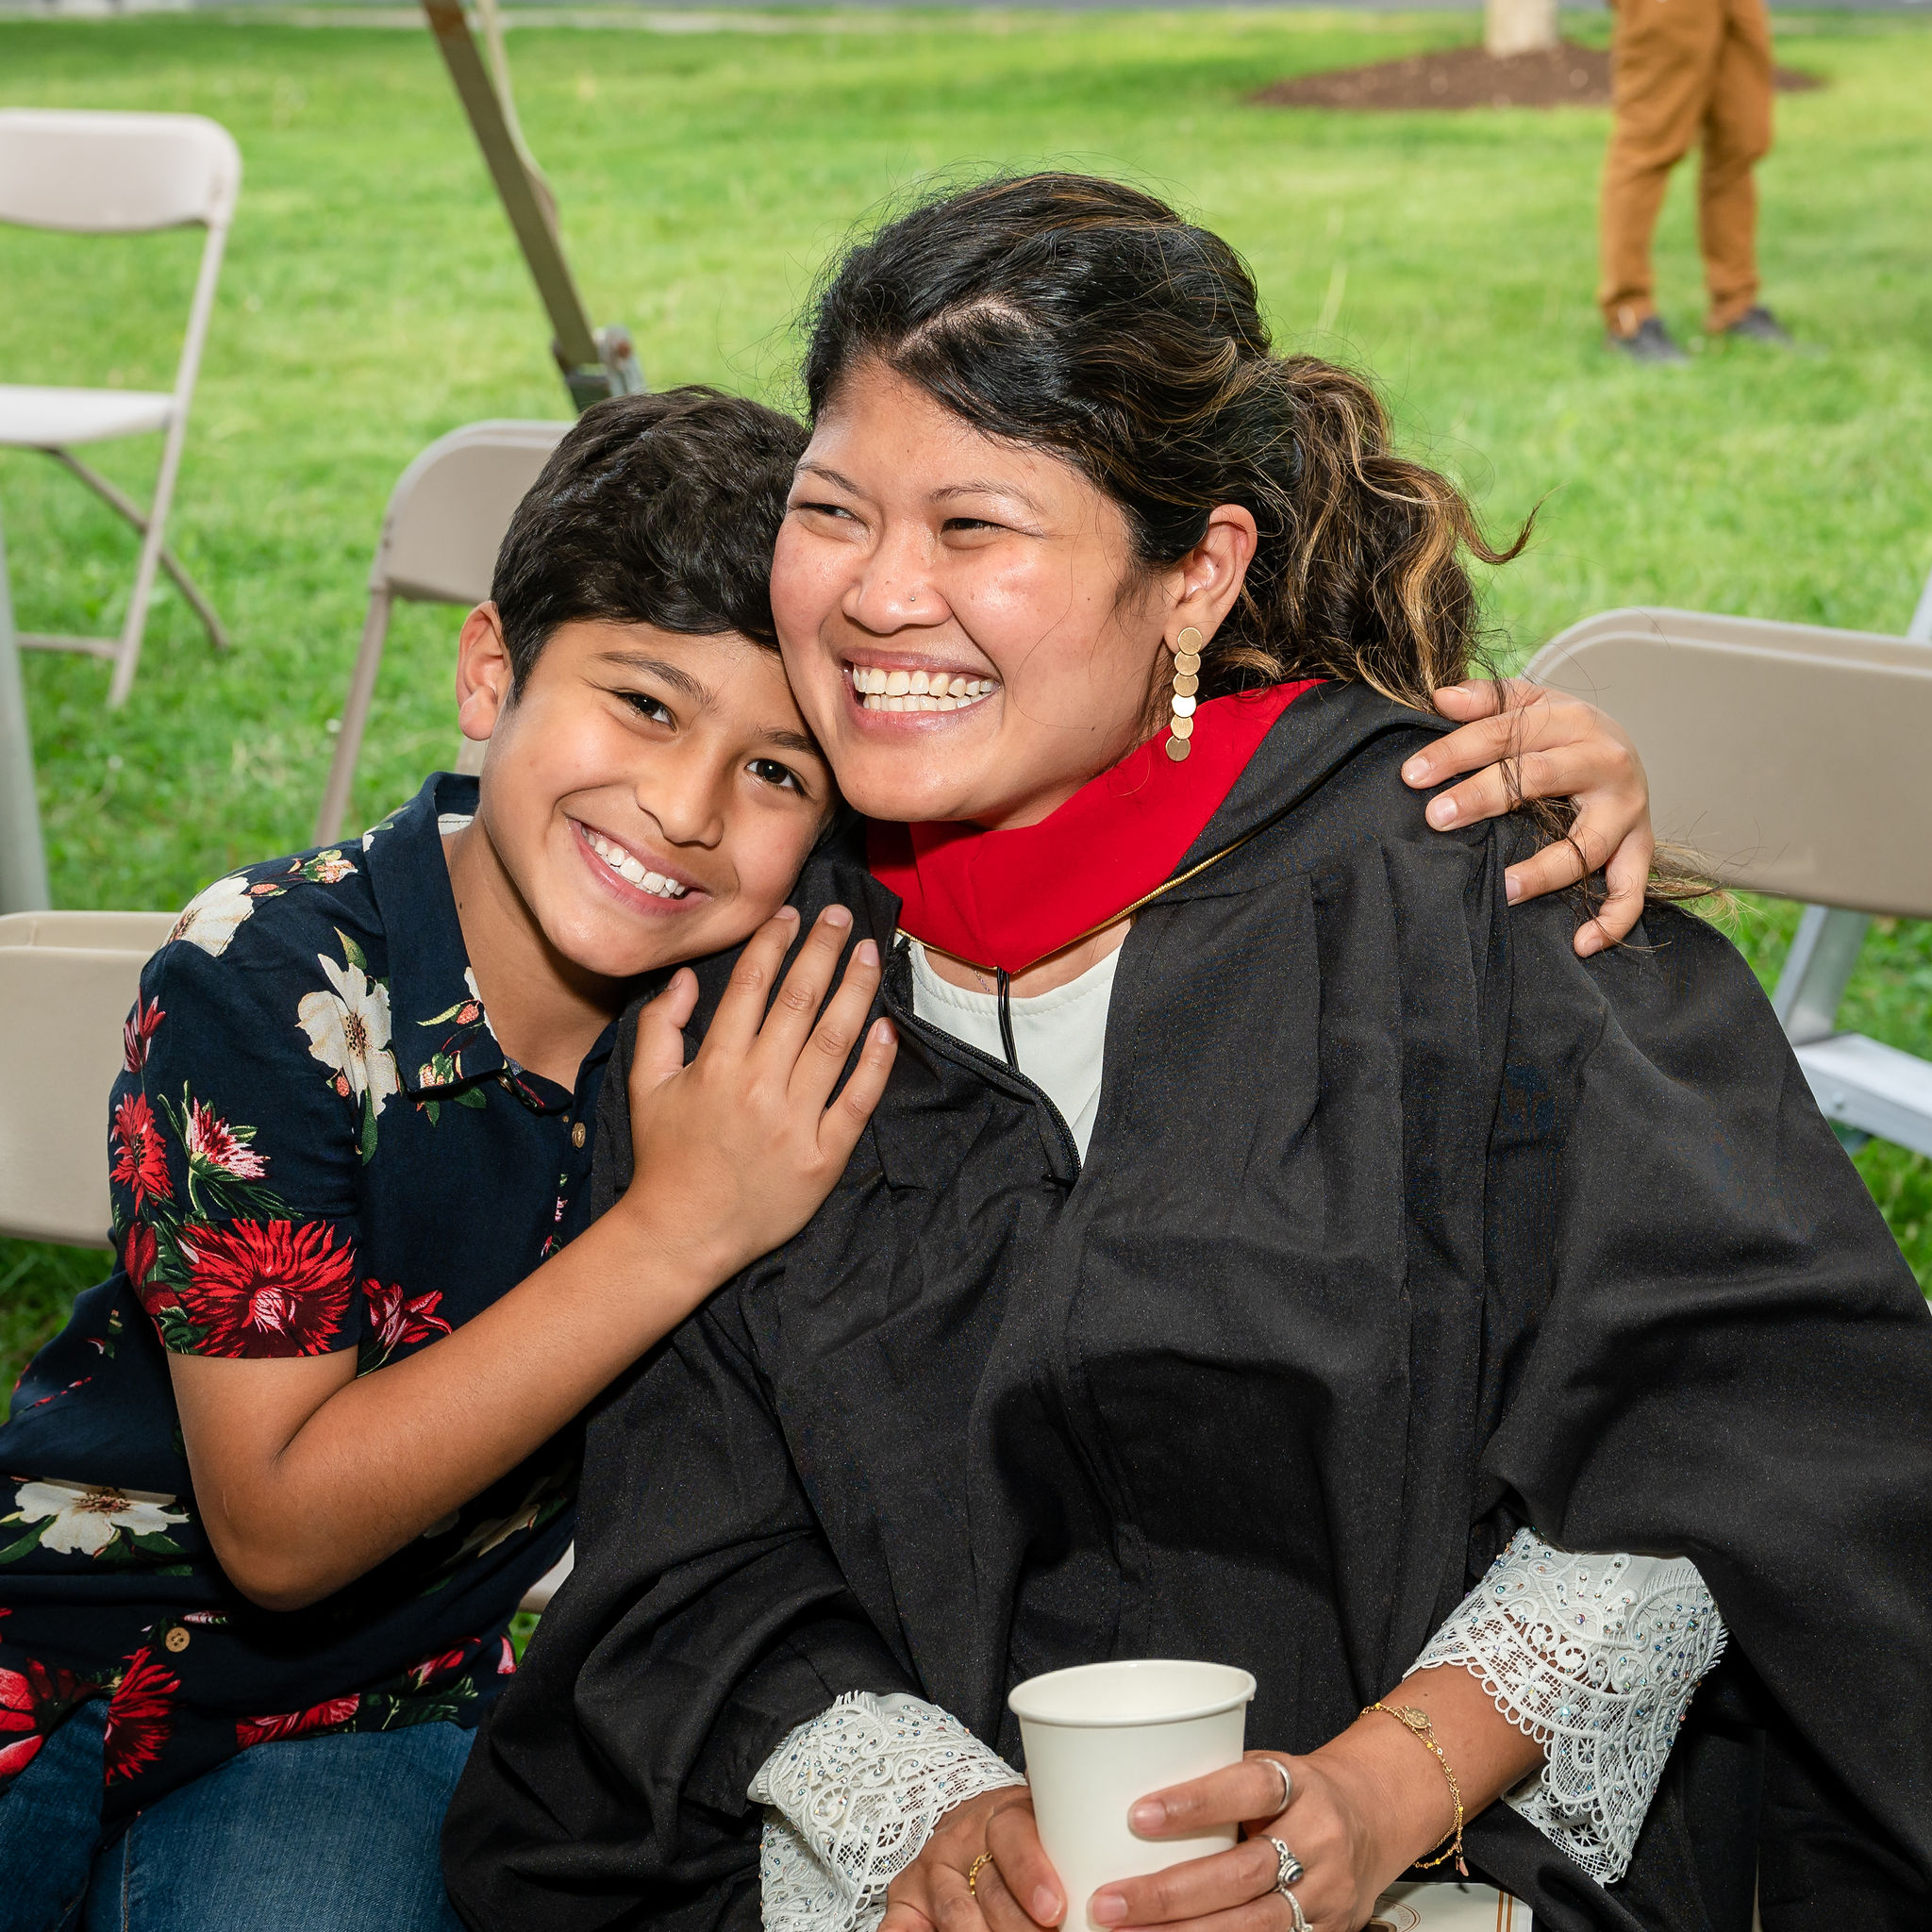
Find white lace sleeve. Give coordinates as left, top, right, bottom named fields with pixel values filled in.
left=748, top=1690, right=1027, bottom=1932
left=1411, top=1529, right=1726, bottom=1885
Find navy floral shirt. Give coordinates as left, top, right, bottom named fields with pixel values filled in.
left=0, top=774, right=605, bottom=1821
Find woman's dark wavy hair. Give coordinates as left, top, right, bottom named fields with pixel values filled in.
left=801, top=172, right=1525, bottom=716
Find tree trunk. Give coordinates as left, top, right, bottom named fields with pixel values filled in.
left=1485, top=0, right=1559, bottom=58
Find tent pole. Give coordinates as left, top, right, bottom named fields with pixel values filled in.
left=420, top=0, right=645, bottom=410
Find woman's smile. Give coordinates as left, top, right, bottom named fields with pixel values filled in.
left=844, top=659, right=1000, bottom=719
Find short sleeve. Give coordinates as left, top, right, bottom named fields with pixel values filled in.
left=112, top=879, right=376, bottom=1359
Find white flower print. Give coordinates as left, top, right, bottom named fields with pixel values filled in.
left=167, top=874, right=256, bottom=958
left=13, top=1480, right=188, bottom=1557
left=298, top=953, right=401, bottom=1118
left=469, top=1500, right=542, bottom=1559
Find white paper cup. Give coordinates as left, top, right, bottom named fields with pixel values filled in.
left=1008, top=1659, right=1257, bottom=1932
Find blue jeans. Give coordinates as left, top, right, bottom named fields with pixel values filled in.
left=0, top=1702, right=472, bottom=1932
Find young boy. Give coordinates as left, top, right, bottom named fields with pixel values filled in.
left=0, top=390, right=896, bottom=1932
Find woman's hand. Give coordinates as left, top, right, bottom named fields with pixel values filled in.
left=622, top=902, right=897, bottom=1285
left=1095, top=1750, right=1405, bottom=1932
left=882, top=1787, right=1060, bottom=1932
left=1406, top=678, right=1653, bottom=958
left=881, top=1752, right=1400, bottom=1932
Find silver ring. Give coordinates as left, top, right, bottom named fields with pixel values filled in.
left=1282, top=1887, right=1310, bottom=1932
left=1266, top=1836, right=1306, bottom=1892
left=1262, top=1756, right=1293, bottom=1815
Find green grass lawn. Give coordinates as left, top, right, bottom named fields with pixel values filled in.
left=2, top=6, right=1929, bottom=1386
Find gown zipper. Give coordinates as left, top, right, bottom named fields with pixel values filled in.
left=882, top=941, right=1083, bottom=1183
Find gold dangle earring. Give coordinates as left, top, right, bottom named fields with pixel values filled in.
left=1165, top=625, right=1203, bottom=762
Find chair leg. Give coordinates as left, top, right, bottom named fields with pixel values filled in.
left=1771, top=905, right=1870, bottom=1046
left=316, top=590, right=393, bottom=848
left=107, top=217, right=228, bottom=710
left=49, top=451, right=229, bottom=655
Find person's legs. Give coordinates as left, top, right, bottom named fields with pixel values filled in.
left=1598, top=0, right=1725, bottom=337
left=85, top=1724, right=474, bottom=1932
left=1698, top=0, right=1774, bottom=330
left=0, top=1701, right=107, bottom=1932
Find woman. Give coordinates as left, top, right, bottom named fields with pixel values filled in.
left=443, top=176, right=1932, bottom=1932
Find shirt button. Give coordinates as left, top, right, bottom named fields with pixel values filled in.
left=571, top=1122, right=587, bottom=1148
left=163, top=1625, right=191, bottom=1654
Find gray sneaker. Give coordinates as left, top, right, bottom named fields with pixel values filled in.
left=1724, top=305, right=1795, bottom=347
left=1607, top=316, right=1690, bottom=365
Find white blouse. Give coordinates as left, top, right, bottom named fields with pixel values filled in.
left=748, top=941, right=1728, bottom=1928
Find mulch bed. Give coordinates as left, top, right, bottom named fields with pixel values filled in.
left=1251, top=41, right=1824, bottom=111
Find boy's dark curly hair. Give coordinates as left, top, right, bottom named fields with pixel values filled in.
left=491, top=386, right=808, bottom=684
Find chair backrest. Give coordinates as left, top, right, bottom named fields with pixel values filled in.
left=1525, top=608, right=1932, bottom=919
left=0, top=109, right=242, bottom=235
left=374, top=419, right=570, bottom=606
left=0, top=909, right=177, bottom=1249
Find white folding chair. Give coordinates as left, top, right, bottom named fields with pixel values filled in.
left=1527, top=606, right=1932, bottom=1157
left=0, top=908, right=177, bottom=1248
left=315, top=419, right=569, bottom=846
left=0, top=109, right=242, bottom=708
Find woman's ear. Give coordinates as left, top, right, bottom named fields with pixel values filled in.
left=1169, top=505, right=1259, bottom=641
left=456, top=603, right=514, bottom=749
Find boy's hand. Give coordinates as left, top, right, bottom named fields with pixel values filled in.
left=621, top=904, right=897, bottom=1287
left=169, top=904, right=893, bottom=1615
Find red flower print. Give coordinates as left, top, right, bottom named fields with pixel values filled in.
left=110, top=1093, right=173, bottom=1213
left=407, top=1642, right=473, bottom=1690
left=365, top=1279, right=452, bottom=1355
left=124, top=1222, right=157, bottom=1292
left=184, top=1101, right=268, bottom=1181
left=0, top=1658, right=88, bottom=1763
left=103, top=1648, right=177, bottom=1784
left=235, top=1693, right=359, bottom=1749
left=123, top=993, right=164, bottom=1074
left=0, top=1665, right=45, bottom=1778
left=497, top=1636, right=516, bottom=1675
left=175, top=1221, right=356, bottom=1357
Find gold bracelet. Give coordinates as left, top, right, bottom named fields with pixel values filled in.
left=1360, top=1702, right=1469, bottom=1878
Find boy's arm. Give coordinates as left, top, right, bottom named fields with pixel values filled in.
left=170, top=906, right=894, bottom=1612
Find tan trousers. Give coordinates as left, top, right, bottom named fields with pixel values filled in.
left=1599, top=0, right=1774, bottom=335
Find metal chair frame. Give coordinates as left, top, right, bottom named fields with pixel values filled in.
left=0, top=109, right=241, bottom=707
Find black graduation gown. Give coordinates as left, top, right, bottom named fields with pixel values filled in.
left=443, top=684, right=1932, bottom=1932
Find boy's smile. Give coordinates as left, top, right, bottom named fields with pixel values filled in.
left=444, top=610, right=835, bottom=1083
left=573, top=821, right=695, bottom=903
